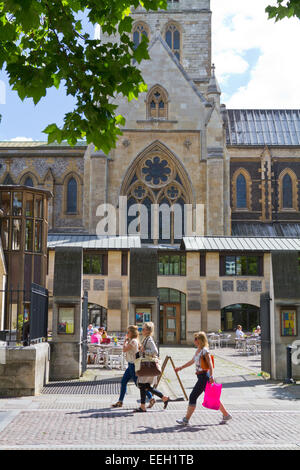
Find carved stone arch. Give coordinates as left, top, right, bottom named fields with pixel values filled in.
left=43, top=168, right=55, bottom=185
left=278, top=167, right=298, bottom=211
left=19, top=171, right=39, bottom=187
left=162, top=19, right=185, bottom=35
left=62, top=171, right=83, bottom=186
left=163, top=20, right=183, bottom=62
left=132, top=20, right=150, bottom=50
left=2, top=172, right=15, bottom=185
left=232, top=168, right=252, bottom=211
left=119, top=140, right=195, bottom=205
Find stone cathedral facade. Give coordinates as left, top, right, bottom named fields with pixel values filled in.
left=1, top=0, right=300, bottom=342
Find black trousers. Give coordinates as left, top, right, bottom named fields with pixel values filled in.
left=139, top=383, right=164, bottom=405
left=189, top=373, right=209, bottom=406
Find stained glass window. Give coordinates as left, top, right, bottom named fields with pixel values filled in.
left=133, top=23, right=148, bottom=49
left=236, top=174, right=247, bottom=209
left=282, top=173, right=293, bottom=208
left=24, top=176, right=34, bottom=187
left=67, top=177, right=77, bottom=213
left=165, top=24, right=180, bottom=61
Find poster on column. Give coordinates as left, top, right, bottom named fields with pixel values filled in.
left=136, top=307, right=151, bottom=333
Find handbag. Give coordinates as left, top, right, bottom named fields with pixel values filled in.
left=135, top=354, right=161, bottom=377
left=134, top=337, right=161, bottom=377
left=200, top=351, right=215, bottom=371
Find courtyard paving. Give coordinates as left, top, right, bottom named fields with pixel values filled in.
left=0, top=346, right=299, bottom=450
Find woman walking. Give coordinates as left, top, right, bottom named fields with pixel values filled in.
left=111, top=325, right=154, bottom=408
left=175, top=331, right=231, bottom=426
left=134, top=322, right=170, bottom=413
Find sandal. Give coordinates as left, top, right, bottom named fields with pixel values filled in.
left=133, top=407, right=147, bottom=413
left=147, top=398, right=156, bottom=409
left=163, top=398, right=170, bottom=410
left=111, top=401, right=123, bottom=408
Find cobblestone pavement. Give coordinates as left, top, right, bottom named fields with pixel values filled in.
left=0, top=346, right=299, bottom=450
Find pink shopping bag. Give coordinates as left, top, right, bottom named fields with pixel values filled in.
left=202, top=382, right=222, bottom=410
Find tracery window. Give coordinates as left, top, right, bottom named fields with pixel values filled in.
left=165, top=24, right=180, bottom=61
left=122, top=144, right=193, bottom=244
left=147, top=86, right=168, bottom=119
left=133, top=22, right=149, bottom=49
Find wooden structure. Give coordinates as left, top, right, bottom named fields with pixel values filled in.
left=0, top=185, right=52, bottom=330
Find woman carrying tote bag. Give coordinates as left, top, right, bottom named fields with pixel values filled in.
left=111, top=325, right=153, bottom=408
left=134, top=322, right=170, bottom=413
left=175, top=331, right=232, bottom=426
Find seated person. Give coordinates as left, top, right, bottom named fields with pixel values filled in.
left=87, top=324, right=94, bottom=336
left=254, top=325, right=261, bottom=336
left=91, top=328, right=102, bottom=344
left=101, top=329, right=108, bottom=339
left=235, top=325, right=245, bottom=338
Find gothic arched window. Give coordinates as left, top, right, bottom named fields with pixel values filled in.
left=282, top=173, right=293, bottom=209
left=147, top=86, right=168, bottom=119
left=236, top=174, right=247, bottom=209
left=133, top=23, right=149, bottom=49
left=24, top=176, right=34, bottom=187
left=67, top=177, right=77, bottom=214
left=165, top=24, right=180, bottom=61
left=121, top=143, right=194, bottom=244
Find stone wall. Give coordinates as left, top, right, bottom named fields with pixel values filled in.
left=0, top=342, right=49, bottom=397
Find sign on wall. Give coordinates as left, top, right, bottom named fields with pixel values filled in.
left=58, top=306, right=75, bottom=334
left=280, top=309, right=297, bottom=337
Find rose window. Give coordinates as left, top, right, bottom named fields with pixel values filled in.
left=142, top=156, right=171, bottom=186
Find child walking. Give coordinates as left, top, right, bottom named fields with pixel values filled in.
left=175, top=331, right=232, bottom=426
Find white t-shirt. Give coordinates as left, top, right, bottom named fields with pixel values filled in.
left=236, top=329, right=244, bottom=338
left=125, top=338, right=139, bottom=363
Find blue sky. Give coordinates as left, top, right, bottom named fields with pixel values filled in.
left=0, top=0, right=299, bottom=142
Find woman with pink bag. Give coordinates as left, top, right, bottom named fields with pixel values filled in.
left=175, top=331, right=231, bottom=426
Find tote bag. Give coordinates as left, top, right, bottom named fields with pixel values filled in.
left=134, top=355, right=161, bottom=377
left=202, top=382, right=222, bottom=410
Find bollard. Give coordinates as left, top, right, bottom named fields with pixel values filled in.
left=285, top=345, right=295, bottom=384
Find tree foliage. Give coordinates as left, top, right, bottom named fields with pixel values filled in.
left=266, top=0, right=300, bottom=21
left=0, top=0, right=167, bottom=152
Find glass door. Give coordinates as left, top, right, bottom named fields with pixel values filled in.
left=163, top=304, right=180, bottom=344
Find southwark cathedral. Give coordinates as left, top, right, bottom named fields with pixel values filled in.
left=1, top=0, right=300, bottom=344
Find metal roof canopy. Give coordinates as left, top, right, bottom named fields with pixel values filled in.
left=47, top=234, right=141, bottom=250
left=182, top=236, right=300, bottom=252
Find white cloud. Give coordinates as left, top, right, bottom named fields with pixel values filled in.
left=211, top=0, right=300, bottom=108
left=10, top=137, right=34, bottom=142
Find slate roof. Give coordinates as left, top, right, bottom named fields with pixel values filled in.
left=232, top=222, right=300, bottom=238
left=226, top=109, right=300, bottom=146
